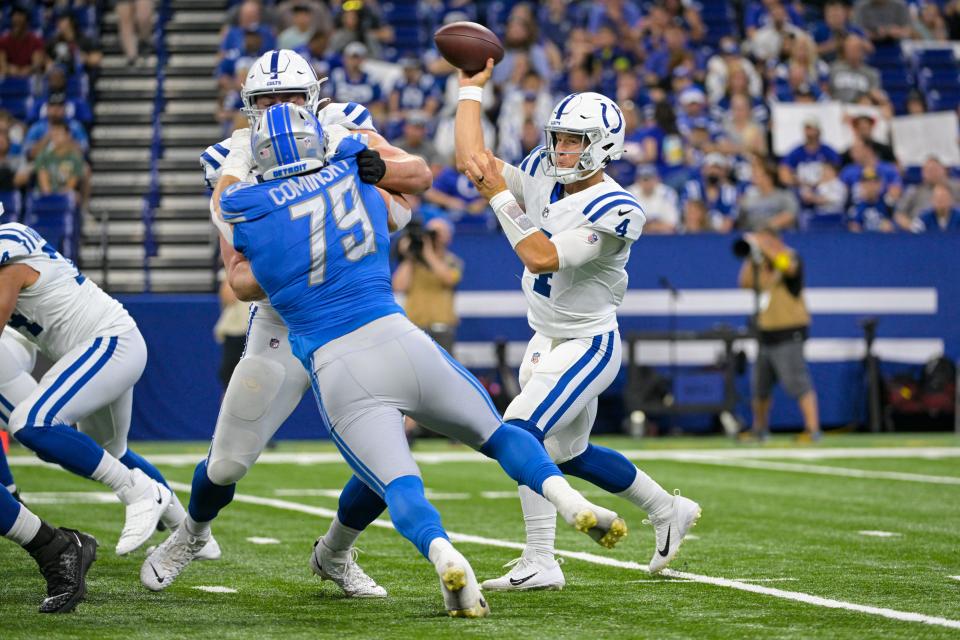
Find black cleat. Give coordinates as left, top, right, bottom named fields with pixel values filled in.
left=29, top=528, right=98, bottom=613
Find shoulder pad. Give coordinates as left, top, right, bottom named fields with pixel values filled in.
left=320, top=102, right=377, bottom=132
left=220, top=181, right=262, bottom=222
left=0, top=223, right=41, bottom=265
left=581, top=189, right=646, bottom=242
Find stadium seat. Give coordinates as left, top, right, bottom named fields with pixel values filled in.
left=25, top=193, right=78, bottom=259
left=0, top=189, right=21, bottom=222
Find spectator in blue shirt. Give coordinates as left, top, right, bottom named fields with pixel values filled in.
left=684, top=153, right=741, bottom=233
left=840, top=138, right=901, bottom=204
left=847, top=168, right=895, bottom=232
left=779, top=118, right=841, bottom=189
left=422, top=166, right=489, bottom=223
left=326, top=42, right=384, bottom=121
left=23, top=93, right=88, bottom=161
left=216, top=28, right=270, bottom=92
left=389, top=57, right=441, bottom=117
left=220, top=1, right=275, bottom=59
left=914, top=184, right=960, bottom=232
left=813, top=0, right=867, bottom=62
left=296, top=29, right=339, bottom=82
left=587, top=0, right=642, bottom=34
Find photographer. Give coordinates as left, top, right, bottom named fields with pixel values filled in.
left=392, top=216, right=463, bottom=352
left=737, top=229, right=821, bottom=443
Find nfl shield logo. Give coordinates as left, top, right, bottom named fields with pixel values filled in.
left=542, top=207, right=550, bottom=219
left=270, top=338, right=280, bottom=349
left=531, top=352, right=541, bottom=364
left=587, top=232, right=600, bottom=244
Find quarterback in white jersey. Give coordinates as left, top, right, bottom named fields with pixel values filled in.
left=455, top=60, right=701, bottom=589
left=0, top=222, right=221, bottom=557
left=143, top=49, right=429, bottom=596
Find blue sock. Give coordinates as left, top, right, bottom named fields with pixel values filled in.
left=14, top=424, right=105, bottom=477
left=383, top=475, right=447, bottom=559
left=559, top=444, right=638, bottom=493
left=0, top=487, right=21, bottom=535
left=0, top=447, right=15, bottom=489
left=120, top=449, right=169, bottom=488
left=337, top=475, right=386, bottom=531
left=187, top=460, right=236, bottom=523
left=480, top=423, right=559, bottom=495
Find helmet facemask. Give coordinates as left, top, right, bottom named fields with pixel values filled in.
left=241, top=77, right=326, bottom=128
left=540, top=126, right=608, bottom=184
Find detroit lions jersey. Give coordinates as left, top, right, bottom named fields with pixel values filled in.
left=508, top=147, right=646, bottom=339
left=0, top=223, right=136, bottom=359
left=219, top=136, right=402, bottom=365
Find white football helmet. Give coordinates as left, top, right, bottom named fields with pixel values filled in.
left=540, top=92, right=626, bottom=184
left=241, top=49, right=325, bottom=126
left=251, top=103, right=327, bottom=181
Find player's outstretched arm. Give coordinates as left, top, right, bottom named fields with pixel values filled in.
left=362, top=131, right=432, bottom=195
left=454, top=59, right=503, bottom=175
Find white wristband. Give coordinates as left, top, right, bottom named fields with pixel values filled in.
left=490, top=190, right=538, bottom=248
left=458, top=86, right=483, bottom=103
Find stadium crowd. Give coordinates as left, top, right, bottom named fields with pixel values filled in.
left=211, top=0, right=960, bottom=234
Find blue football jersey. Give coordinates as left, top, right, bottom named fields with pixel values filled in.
left=220, top=136, right=403, bottom=364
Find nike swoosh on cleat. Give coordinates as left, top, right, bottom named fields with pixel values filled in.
left=150, top=563, right=165, bottom=584
left=509, top=572, right=539, bottom=586
left=658, top=526, right=671, bottom=557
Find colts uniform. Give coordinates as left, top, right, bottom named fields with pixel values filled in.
left=219, top=137, right=504, bottom=491
left=198, top=103, right=377, bottom=486
left=0, top=223, right=146, bottom=460
left=500, top=148, right=646, bottom=463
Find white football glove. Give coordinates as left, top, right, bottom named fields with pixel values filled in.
left=221, top=127, right=254, bottom=181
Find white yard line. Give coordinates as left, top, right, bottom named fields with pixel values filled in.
left=9, top=446, right=960, bottom=468
left=676, top=458, right=960, bottom=485
left=164, top=482, right=960, bottom=632
left=858, top=531, right=902, bottom=538
left=246, top=537, right=281, bottom=545
left=192, top=586, right=237, bottom=594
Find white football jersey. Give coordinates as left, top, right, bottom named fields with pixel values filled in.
left=0, top=223, right=136, bottom=359
left=201, top=102, right=377, bottom=321
left=506, top=146, right=646, bottom=339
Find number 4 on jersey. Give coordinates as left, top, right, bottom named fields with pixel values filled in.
left=615, top=218, right=630, bottom=238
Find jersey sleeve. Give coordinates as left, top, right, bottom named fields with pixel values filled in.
left=581, top=190, right=646, bottom=243
left=0, top=231, right=34, bottom=267
left=200, top=139, right=232, bottom=190
left=320, top=102, right=377, bottom=133
left=219, top=181, right=264, bottom=222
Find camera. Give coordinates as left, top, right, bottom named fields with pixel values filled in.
left=732, top=237, right=761, bottom=261
left=398, top=220, right=437, bottom=263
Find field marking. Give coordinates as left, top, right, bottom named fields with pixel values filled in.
left=246, top=537, right=281, bottom=545
left=192, top=586, right=237, bottom=594
left=10, top=446, right=960, bottom=468
left=858, top=531, right=902, bottom=538
left=950, top=576, right=960, bottom=582
left=275, top=488, right=471, bottom=501
left=677, top=458, right=960, bottom=486
left=21, top=491, right=120, bottom=504
left=164, top=482, right=960, bottom=632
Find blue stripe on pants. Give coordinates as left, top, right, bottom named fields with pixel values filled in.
left=43, top=337, right=118, bottom=426
left=25, top=338, right=103, bottom=428
left=544, top=331, right=615, bottom=433
left=529, top=334, right=604, bottom=425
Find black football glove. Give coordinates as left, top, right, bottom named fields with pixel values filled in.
left=357, top=149, right=387, bottom=184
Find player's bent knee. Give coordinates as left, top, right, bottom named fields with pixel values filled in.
left=6, top=406, right=28, bottom=436
left=504, top=418, right=545, bottom=442
left=206, top=457, right=251, bottom=485
left=223, top=356, right=286, bottom=422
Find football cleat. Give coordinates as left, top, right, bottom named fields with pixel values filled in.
left=647, top=493, right=701, bottom=574
left=29, top=527, right=98, bottom=613
left=116, top=469, right=172, bottom=556
left=140, top=525, right=208, bottom=591
left=309, top=538, right=387, bottom=598
left=481, top=554, right=565, bottom=591
left=566, top=504, right=628, bottom=549
left=147, top=532, right=221, bottom=561
left=437, top=555, right=489, bottom=618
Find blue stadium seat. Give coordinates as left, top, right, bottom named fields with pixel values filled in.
left=0, top=190, right=22, bottom=223
left=25, top=193, right=78, bottom=258
left=915, top=48, right=956, bottom=68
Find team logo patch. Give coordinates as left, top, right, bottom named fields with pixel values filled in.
left=531, top=352, right=541, bottom=364
left=270, top=338, right=280, bottom=349
left=586, top=232, right=600, bottom=244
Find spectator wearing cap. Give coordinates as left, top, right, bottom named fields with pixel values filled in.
left=852, top=0, right=916, bottom=43
left=846, top=113, right=895, bottom=163
left=676, top=88, right=717, bottom=138
left=0, top=8, right=46, bottom=78
left=327, top=42, right=385, bottom=121
left=828, top=35, right=882, bottom=103
left=627, top=165, right=680, bottom=234
left=739, top=157, right=800, bottom=231
left=847, top=167, right=895, bottom=231
left=705, top=38, right=763, bottom=105
left=813, top=0, right=867, bottom=62
left=684, top=153, right=740, bottom=232
left=220, top=1, right=276, bottom=60
left=779, top=118, right=841, bottom=190
left=329, top=1, right=393, bottom=58
left=277, top=4, right=316, bottom=51
left=23, top=93, right=89, bottom=161
left=895, top=156, right=960, bottom=228
left=422, top=166, right=489, bottom=222
left=913, top=183, right=960, bottom=232
left=33, top=121, right=85, bottom=197
left=394, top=112, right=441, bottom=169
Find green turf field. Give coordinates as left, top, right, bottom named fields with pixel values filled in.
left=2, top=434, right=958, bottom=639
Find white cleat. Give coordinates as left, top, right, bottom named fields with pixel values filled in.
left=436, top=553, right=489, bottom=619
left=147, top=532, right=221, bottom=561
left=481, top=554, right=565, bottom=591
left=647, top=493, right=701, bottom=574
left=116, top=469, right=172, bottom=556
left=309, top=539, right=387, bottom=598
left=140, top=525, right=209, bottom=591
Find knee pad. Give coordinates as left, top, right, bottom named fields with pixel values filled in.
left=544, top=433, right=588, bottom=464
left=6, top=405, right=27, bottom=437
left=206, top=457, right=250, bottom=486
left=223, top=356, right=286, bottom=422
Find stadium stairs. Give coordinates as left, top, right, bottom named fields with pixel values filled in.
left=84, top=0, right=224, bottom=292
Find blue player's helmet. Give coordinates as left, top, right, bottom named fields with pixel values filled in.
left=251, top=103, right=327, bottom=181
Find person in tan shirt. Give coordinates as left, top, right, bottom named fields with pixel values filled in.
left=738, top=228, right=821, bottom=443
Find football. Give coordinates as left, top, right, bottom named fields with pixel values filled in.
left=433, top=21, right=505, bottom=73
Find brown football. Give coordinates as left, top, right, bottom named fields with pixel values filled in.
left=434, top=22, right=504, bottom=73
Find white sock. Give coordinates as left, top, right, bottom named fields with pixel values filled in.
left=618, top=467, right=673, bottom=518
left=518, top=485, right=557, bottom=561
left=184, top=515, right=211, bottom=538
left=323, top=516, right=362, bottom=554
left=540, top=475, right=588, bottom=524
left=5, top=483, right=16, bottom=494
left=427, top=537, right=458, bottom=569
left=5, top=503, right=41, bottom=545
left=90, top=453, right=135, bottom=493
left=162, top=491, right=187, bottom=530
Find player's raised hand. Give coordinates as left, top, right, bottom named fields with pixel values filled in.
left=464, top=149, right=506, bottom=200
left=458, top=58, right=494, bottom=88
